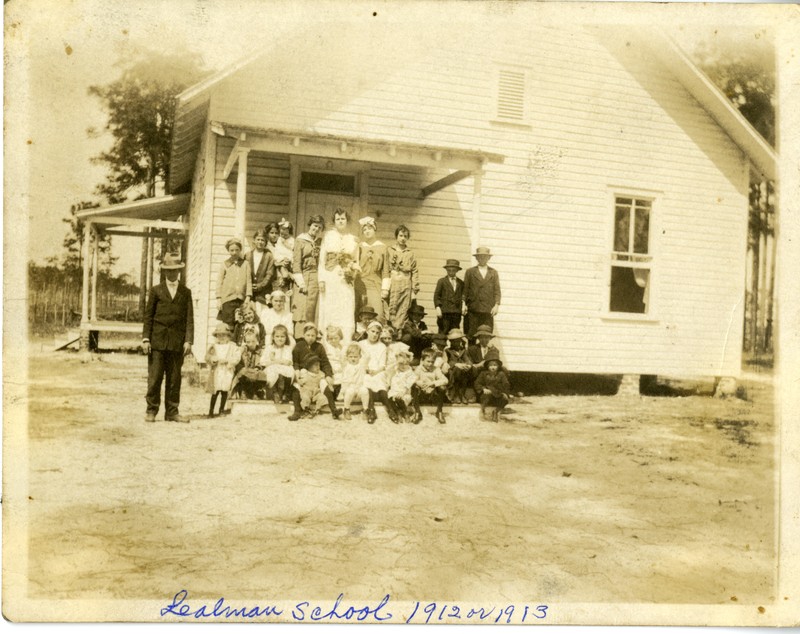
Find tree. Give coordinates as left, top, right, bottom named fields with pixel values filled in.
left=88, top=48, right=207, bottom=311
left=690, top=30, right=776, bottom=354
left=692, top=29, right=775, bottom=146
left=61, top=201, right=105, bottom=271
left=88, top=48, right=207, bottom=203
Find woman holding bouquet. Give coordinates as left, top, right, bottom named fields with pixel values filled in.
left=318, top=207, right=360, bottom=342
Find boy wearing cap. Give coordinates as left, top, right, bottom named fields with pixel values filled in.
left=292, top=215, right=325, bottom=338
left=433, top=259, right=465, bottom=335
left=463, top=246, right=501, bottom=338
left=142, top=253, right=194, bottom=423
left=217, top=237, right=253, bottom=329
left=474, top=349, right=511, bottom=422
left=246, top=228, right=275, bottom=322
left=288, top=323, right=341, bottom=421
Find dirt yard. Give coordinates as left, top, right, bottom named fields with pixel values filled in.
left=22, top=345, right=775, bottom=608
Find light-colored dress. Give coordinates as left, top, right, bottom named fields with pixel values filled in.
left=356, top=239, right=389, bottom=322
left=341, top=361, right=369, bottom=408
left=388, top=367, right=417, bottom=405
left=318, top=230, right=359, bottom=343
left=260, top=306, right=295, bottom=345
left=260, top=343, right=295, bottom=386
left=324, top=341, right=345, bottom=386
left=206, top=341, right=242, bottom=393
left=358, top=339, right=388, bottom=392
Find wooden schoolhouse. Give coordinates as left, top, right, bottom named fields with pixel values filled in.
left=77, top=20, right=776, bottom=389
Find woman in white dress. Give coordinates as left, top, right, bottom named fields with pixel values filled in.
left=318, top=208, right=360, bottom=343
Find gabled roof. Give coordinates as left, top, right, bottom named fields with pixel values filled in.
left=644, top=31, right=776, bottom=181
left=168, top=25, right=777, bottom=192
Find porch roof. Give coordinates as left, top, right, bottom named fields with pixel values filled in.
left=76, top=194, right=190, bottom=229
left=214, top=122, right=505, bottom=174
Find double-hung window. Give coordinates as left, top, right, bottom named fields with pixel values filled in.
left=609, top=195, right=653, bottom=314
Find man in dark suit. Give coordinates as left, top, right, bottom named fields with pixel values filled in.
left=246, top=228, right=275, bottom=318
left=142, top=253, right=194, bottom=422
left=463, top=246, right=501, bottom=338
left=433, top=258, right=465, bottom=334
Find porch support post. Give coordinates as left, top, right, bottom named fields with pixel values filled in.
left=235, top=145, right=250, bottom=239
left=81, top=222, right=91, bottom=323
left=91, top=225, right=99, bottom=321
left=471, top=169, right=483, bottom=254
left=145, top=228, right=154, bottom=290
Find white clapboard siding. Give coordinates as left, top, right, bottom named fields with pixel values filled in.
left=186, top=125, right=216, bottom=361
left=194, top=24, right=750, bottom=376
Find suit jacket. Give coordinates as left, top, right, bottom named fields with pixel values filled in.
left=246, top=249, right=275, bottom=304
left=143, top=283, right=194, bottom=352
left=463, top=266, right=501, bottom=314
left=467, top=343, right=499, bottom=366
left=433, top=275, right=464, bottom=314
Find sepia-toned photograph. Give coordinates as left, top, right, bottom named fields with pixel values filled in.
left=4, top=0, right=799, bottom=626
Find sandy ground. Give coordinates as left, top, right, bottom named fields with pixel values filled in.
left=23, top=347, right=775, bottom=606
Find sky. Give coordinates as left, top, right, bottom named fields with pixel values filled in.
left=10, top=0, right=312, bottom=276
left=7, top=0, right=781, bottom=278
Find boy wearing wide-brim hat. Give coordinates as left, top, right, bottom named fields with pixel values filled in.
left=400, top=302, right=429, bottom=361
left=433, top=258, right=465, bottom=335
left=445, top=328, right=473, bottom=404
left=142, top=253, right=194, bottom=422
left=474, top=349, right=511, bottom=422
left=352, top=304, right=378, bottom=342
left=463, top=246, right=501, bottom=338
left=467, top=324, right=500, bottom=373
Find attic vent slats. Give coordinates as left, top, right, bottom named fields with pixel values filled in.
left=496, top=68, right=526, bottom=122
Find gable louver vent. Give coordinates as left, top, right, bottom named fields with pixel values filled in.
left=497, top=68, right=526, bottom=121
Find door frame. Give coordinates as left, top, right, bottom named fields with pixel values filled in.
left=288, top=155, right=370, bottom=232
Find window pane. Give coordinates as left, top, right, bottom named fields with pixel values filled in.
left=300, top=172, right=356, bottom=193
left=633, top=205, right=650, bottom=254
left=614, top=206, right=630, bottom=252
left=609, top=266, right=648, bottom=313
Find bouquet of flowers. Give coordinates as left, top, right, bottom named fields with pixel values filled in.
left=336, top=251, right=361, bottom=285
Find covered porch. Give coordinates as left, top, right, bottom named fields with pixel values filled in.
left=75, top=194, right=189, bottom=350
left=190, top=122, right=504, bottom=356
left=212, top=122, right=504, bottom=252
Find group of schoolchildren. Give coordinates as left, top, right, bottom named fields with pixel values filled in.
left=204, top=215, right=511, bottom=423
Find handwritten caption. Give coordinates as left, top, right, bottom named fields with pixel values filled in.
left=161, top=590, right=548, bottom=624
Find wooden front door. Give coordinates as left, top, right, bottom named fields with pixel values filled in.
left=297, top=191, right=358, bottom=235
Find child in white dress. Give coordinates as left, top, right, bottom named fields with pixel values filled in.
left=261, top=324, right=295, bottom=403
left=206, top=323, right=242, bottom=417
left=358, top=320, right=398, bottom=424
left=341, top=343, right=369, bottom=421
left=388, top=349, right=417, bottom=424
